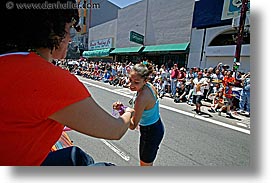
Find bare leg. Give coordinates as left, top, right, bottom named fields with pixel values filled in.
left=140, top=160, right=153, bottom=166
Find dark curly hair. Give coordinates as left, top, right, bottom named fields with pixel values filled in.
left=1, top=0, right=80, bottom=54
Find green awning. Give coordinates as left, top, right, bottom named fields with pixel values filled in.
left=110, top=46, right=143, bottom=54
left=142, top=43, right=189, bottom=52
left=83, top=48, right=112, bottom=58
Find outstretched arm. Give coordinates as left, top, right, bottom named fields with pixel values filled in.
left=49, top=97, right=133, bottom=140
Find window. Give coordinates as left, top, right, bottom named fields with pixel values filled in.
left=209, top=30, right=250, bottom=46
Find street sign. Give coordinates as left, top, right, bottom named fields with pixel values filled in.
left=130, top=31, right=144, bottom=45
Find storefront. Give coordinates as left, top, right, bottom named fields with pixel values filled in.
left=83, top=37, right=115, bottom=62
left=109, top=43, right=190, bottom=67
left=142, top=43, right=190, bottom=68
left=82, top=48, right=114, bottom=62
left=109, top=46, right=144, bottom=63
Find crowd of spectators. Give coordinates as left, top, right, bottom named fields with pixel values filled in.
left=55, top=59, right=250, bottom=118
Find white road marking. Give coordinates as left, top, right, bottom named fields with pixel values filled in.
left=81, top=80, right=134, bottom=98
left=236, top=122, right=249, bottom=128
left=80, top=79, right=250, bottom=135
left=100, top=139, right=130, bottom=161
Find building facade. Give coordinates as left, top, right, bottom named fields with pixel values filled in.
left=188, top=0, right=250, bottom=72
left=73, top=0, right=119, bottom=51
left=84, top=0, right=194, bottom=67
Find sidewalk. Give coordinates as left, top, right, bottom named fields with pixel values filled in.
left=160, top=93, right=250, bottom=130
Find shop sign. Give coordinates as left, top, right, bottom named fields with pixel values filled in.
left=130, top=31, right=144, bottom=45
left=89, top=38, right=113, bottom=50
left=221, top=0, right=250, bottom=20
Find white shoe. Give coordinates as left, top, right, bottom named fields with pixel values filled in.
left=237, top=110, right=244, bottom=114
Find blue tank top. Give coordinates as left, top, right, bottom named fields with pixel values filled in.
left=138, top=83, right=160, bottom=126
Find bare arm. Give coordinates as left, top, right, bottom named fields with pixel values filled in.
left=129, top=84, right=157, bottom=130
left=130, top=95, right=146, bottom=130
left=49, top=97, right=132, bottom=140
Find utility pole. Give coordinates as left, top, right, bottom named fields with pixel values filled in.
left=233, top=0, right=249, bottom=74
left=144, top=0, right=149, bottom=46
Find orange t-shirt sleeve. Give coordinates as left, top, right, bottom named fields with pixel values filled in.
left=32, top=68, right=91, bottom=119
left=13, top=54, right=91, bottom=121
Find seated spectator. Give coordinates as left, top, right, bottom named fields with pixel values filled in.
left=209, top=88, right=224, bottom=113
left=156, top=78, right=165, bottom=99
left=207, top=83, right=221, bottom=99
left=91, top=70, right=102, bottom=80
left=119, top=74, right=128, bottom=87
left=174, top=81, right=189, bottom=103
left=102, top=70, right=111, bottom=83
left=109, top=75, right=119, bottom=86
left=122, top=75, right=130, bottom=88
left=153, top=72, right=162, bottom=86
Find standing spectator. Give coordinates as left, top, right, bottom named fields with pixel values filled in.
left=159, top=65, right=170, bottom=98
left=234, top=71, right=243, bottom=87
left=218, top=71, right=236, bottom=117
left=192, top=72, right=208, bottom=114
left=222, top=70, right=235, bottom=87
left=202, top=71, right=211, bottom=101
left=213, top=69, right=224, bottom=81
left=153, top=72, right=161, bottom=86
left=186, top=77, right=195, bottom=105
left=170, top=64, right=179, bottom=98
left=111, top=63, right=117, bottom=76
left=177, top=67, right=186, bottom=88
left=186, top=68, right=195, bottom=80
left=121, top=63, right=127, bottom=76
left=237, top=72, right=250, bottom=116
left=117, top=63, right=123, bottom=73
left=214, top=62, right=223, bottom=72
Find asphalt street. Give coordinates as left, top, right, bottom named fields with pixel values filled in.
left=67, top=76, right=250, bottom=166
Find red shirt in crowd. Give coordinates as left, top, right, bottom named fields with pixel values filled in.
left=171, top=68, right=179, bottom=79
left=222, top=76, right=235, bottom=98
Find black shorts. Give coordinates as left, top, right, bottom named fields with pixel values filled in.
left=139, top=119, right=164, bottom=163
left=224, top=97, right=233, bottom=107
left=193, top=95, right=203, bottom=105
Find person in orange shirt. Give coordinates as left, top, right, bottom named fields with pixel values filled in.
left=1, top=0, right=134, bottom=166
left=218, top=71, right=236, bottom=117
left=222, top=70, right=236, bottom=87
